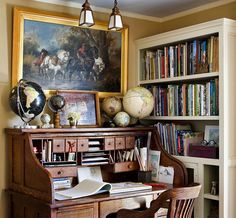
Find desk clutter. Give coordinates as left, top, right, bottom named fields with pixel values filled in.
left=54, top=166, right=153, bottom=200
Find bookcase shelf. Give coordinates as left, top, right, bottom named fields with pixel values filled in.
left=204, top=193, right=220, bottom=201
left=174, top=155, right=220, bottom=166
left=135, top=18, right=236, bottom=218
left=143, top=116, right=219, bottom=121
left=139, top=72, right=219, bottom=85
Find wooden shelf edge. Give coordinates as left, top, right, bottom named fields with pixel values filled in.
left=204, top=193, right=220, bottom=201
left=142, top=116, right=219, bottom=121
left=174, top=156, right=220, bottom=166
left=138, top=72, right=219, bottom=84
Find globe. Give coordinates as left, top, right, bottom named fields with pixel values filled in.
left=113, top=111, right=130, bottom=127
left=48, top=94, right=65, bottom=113
left=102, top=96, right=122, bottom=117
left=123, top=87, right=154, bottom=119
left=9, top=79, right=46, bottom=124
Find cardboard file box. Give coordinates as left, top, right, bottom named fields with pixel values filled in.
left=188, top=144, right=219, bottom=159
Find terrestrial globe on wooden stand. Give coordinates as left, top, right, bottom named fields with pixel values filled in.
left=9, top=79, right=46, bottom=128
left=48, top=94, right=65, bottom=128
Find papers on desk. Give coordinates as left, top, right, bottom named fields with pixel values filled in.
left=55, top=179, right=111, bottom=200
left=54, top=179, right=152, bottom=200
left=110, top=182, right=152, bottom=194
left=77, top=166, right=103, bottom=182
left=55, top=166, right=153, bottom=200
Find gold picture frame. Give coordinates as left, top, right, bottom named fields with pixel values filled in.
left=12, top=7, right=128, bottom=98
left=57, top=90, right=101, bottom=128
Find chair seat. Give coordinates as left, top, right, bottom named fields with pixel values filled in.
left=115, top=183, right=201, bottom=218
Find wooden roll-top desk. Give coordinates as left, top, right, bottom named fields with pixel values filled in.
left=6, top=127, right=188, bottom=218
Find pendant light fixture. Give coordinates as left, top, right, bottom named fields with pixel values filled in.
left=108, top=0, right=123, bottom=31
left=79, top=0, right=95, bottom=27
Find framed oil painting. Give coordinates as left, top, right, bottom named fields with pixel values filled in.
left=57, top=90, right=101, bottom=127
left=12, top=7, right=128, bottom=97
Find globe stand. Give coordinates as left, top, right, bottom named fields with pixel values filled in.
left=21, top=122, right=37, bottom=129
left=54, top=112, right=61, bottom=129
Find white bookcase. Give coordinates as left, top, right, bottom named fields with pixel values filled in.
left=135, top=18, right=236, bottom=218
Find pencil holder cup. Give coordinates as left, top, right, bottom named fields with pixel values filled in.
left=137, top=171, right=152, bottom=183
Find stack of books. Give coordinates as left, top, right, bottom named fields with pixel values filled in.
left=53, top=177, right=71, bottom=190
left=81, top=151, right=109, bottom=166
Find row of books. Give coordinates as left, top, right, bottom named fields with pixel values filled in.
left=154, top=123, right=203, bottom=156
left=148, top=78, right=219, bottom=116
left=141, top=35, right=219, bottom=80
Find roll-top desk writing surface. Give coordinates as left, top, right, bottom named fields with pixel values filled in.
left=6, top=127, right=187, bottom=218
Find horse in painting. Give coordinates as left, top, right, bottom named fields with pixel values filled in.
left=39, top=50, right=70, bottom=80
left=66, top=45, right=105, bottom=81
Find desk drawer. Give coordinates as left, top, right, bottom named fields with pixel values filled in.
left=100, top=195, right=153, bottom=218
left=53, top=139, right=65, bottom=153
left=78, top=139, right=89, bottom=152
left=65, top=139, right=77, bottom=152
left=57, top=203, right=98, bottom=218
left=102, top=161, right=139, bottom=173
left=115, top=137, right=125, bottom=150
left=47, top=166, right=77, bottom=178
left=125, top=136, right=135, bottom=149
left=104, top=138, right=115, bottom=150
left=113, top=161, right=139, bottom=173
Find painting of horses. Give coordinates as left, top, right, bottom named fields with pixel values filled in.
left=12, top=7, right=128, bottom=97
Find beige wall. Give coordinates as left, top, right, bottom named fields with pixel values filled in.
left=0, top=0, right=236, bottom=217
left=160, top=2, right=236, bottom=33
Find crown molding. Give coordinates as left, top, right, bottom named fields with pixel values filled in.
left=34, top=0, right=236, bottom=23
left=160, top=0, right=236, bottom=22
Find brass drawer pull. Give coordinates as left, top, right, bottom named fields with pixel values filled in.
left=57, top=170, right=63, bottom=175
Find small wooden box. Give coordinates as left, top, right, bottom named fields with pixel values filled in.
left=188, top=144, right=219, bottom=159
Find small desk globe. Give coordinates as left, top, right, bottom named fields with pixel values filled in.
left=48, top=95, right=65, bottom=113
left=48, top=94, right=65, bottom=128
left=113, top=111, right=130, bottom=127
left=102, top=96, right=122, bottom=117
left=9, top=79, right=46, bottom=126
left=123, top=87, right=154, bottom=119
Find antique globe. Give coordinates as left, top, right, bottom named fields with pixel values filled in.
left=48, top=94, right=65, bottom=113
left=102, top=96, right=122, bottom=117
left=9, top=79, right=46, bottom=124
left=123, top=87, right=154, bottom=119
left=113, top=111, right=130, bottom=127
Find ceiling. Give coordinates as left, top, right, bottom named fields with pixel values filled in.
left=35, top=0, right=234, bottom=20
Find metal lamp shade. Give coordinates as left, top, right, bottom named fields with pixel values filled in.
left=108, top=13, right=123, bottom=31
left=79, top=1, right=95, bottom=27
left=108, top=0, right=123, bottom=31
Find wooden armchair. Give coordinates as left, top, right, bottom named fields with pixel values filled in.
left=116, top=183, right=201, bottom=218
